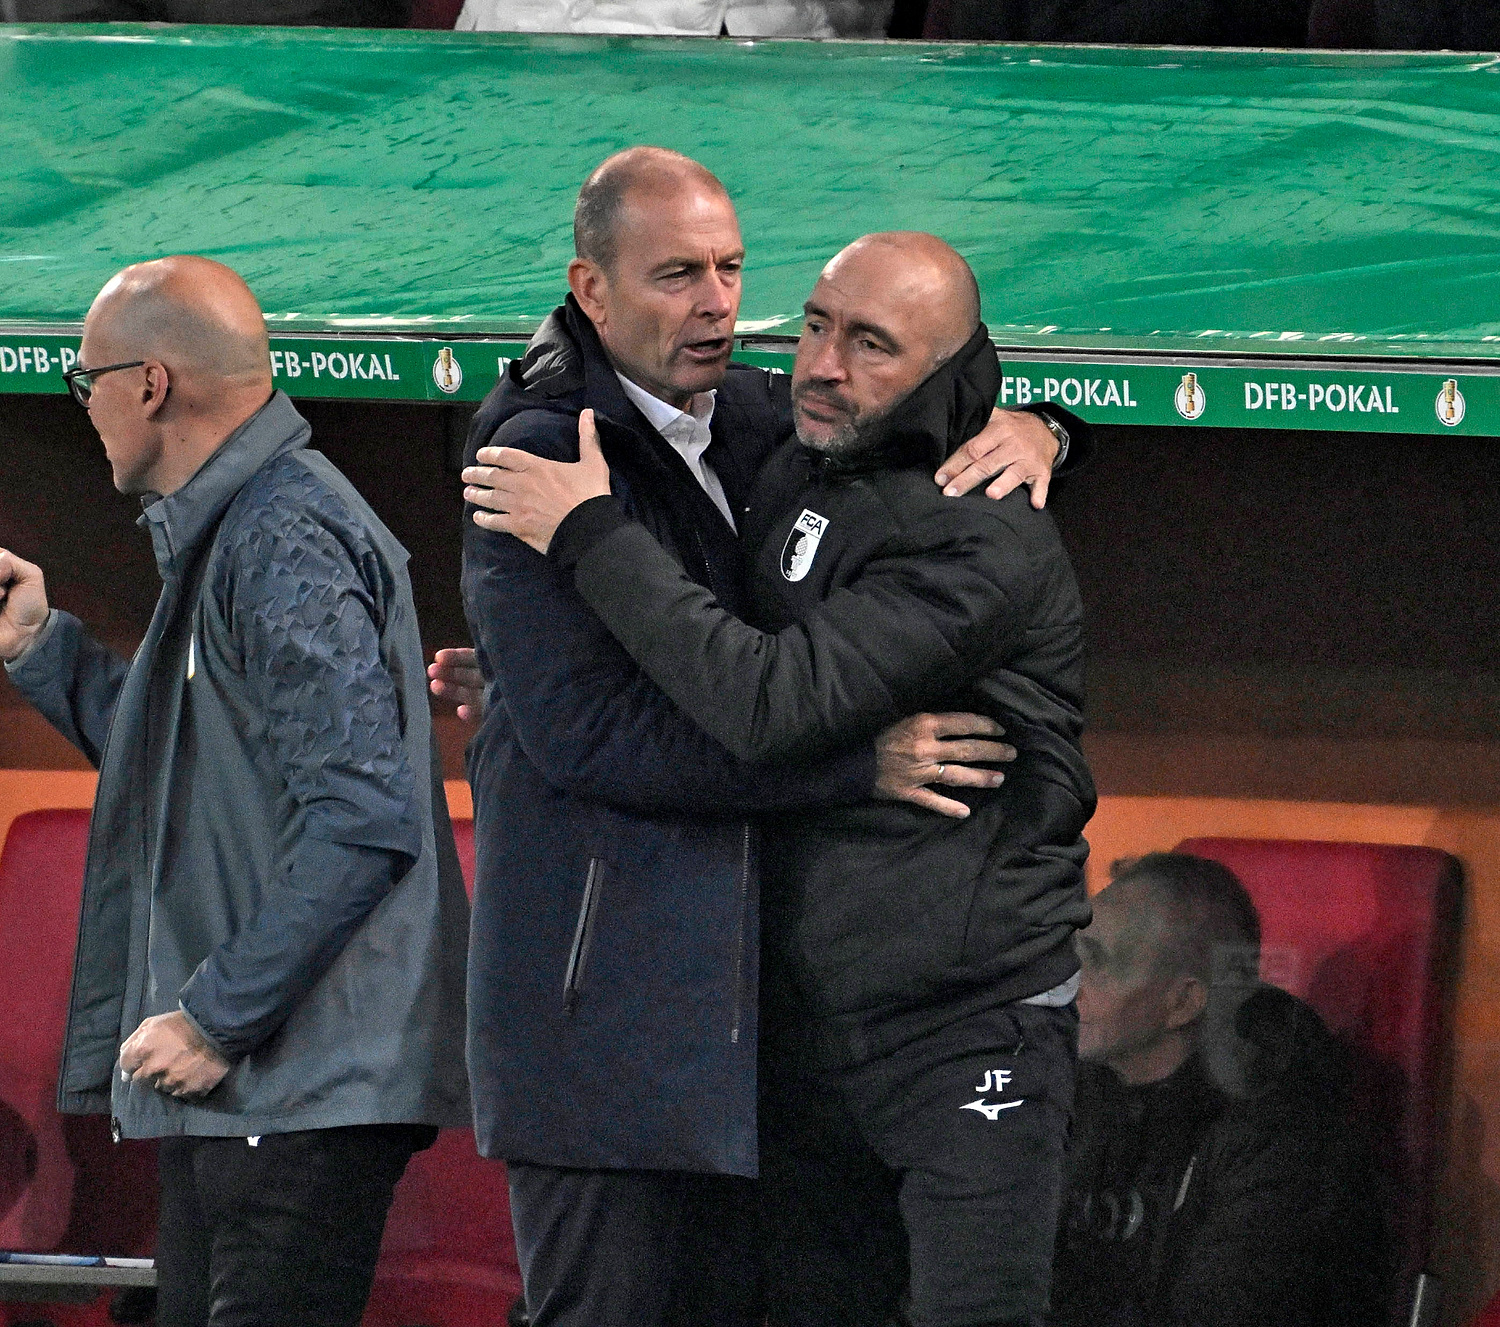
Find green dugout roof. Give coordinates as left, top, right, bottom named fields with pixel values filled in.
left=2, top=26, right=1499, bottom=432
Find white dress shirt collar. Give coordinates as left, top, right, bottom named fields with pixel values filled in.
left=614, top=372, right=735, bottom=530
left=615, top=372, right=716, bottom=439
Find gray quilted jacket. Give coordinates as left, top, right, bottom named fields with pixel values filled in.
left=7, top=392, right=471, bottom=1138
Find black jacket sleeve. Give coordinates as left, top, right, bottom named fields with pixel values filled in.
left=463, top=408, right=876, bottom=816
left=551, top=492, right=1046, bottom=765
left=1020, top=402, right=1094, bottom=475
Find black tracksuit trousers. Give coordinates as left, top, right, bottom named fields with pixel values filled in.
left=761, top=1000, right=1077, bottom=1327
left=155, top=1124, right=434, bottom=1327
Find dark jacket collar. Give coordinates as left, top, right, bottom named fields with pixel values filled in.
left=138, top=390, right=311, bottom=579
left=512, top=295, right=654, bottom=436
left=805, top=322, right=1001, bottom=477
left=509, top=295, right=748, bottom=568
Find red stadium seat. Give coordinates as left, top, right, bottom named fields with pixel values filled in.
left=452, top=815, right=477, bottom=901
left=0, top=809, right=158, bottom=1262
left=365, top=1126, right=522, bottom=1327
left=365, top=818, right=525, bottom=1326
left=0, top=808, right=89, bottom=1252
left=1175, top=837, right=1462, bottom=1324
left=0, top=810, right=157, bottom=1326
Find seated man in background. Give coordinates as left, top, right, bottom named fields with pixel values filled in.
left=1053, top=852, right=1390, bottom=1327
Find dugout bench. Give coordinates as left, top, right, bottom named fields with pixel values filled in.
left=1, top=25, right=1497, bottom=1325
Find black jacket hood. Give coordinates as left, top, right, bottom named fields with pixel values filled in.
left=808, top=321, right=1001, bottom=475
left=1229, top=982, right=1356, bottom=1106
left=507, top=296, right=597, bottom=402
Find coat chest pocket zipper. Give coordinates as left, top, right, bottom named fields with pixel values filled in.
left=563, top=859, right=607, bottom=1014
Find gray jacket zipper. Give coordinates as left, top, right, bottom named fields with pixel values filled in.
left=563, top=858, right=607, bottom=1014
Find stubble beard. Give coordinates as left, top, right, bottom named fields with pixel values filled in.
left=792, top=391, right=887, bottom=459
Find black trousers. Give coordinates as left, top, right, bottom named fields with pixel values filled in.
left=155, top=1124, right=434, bottom=1327
left=761, top=1000, right=1077, bottom=1327
left=506, top=1162, right=765, bottom=1327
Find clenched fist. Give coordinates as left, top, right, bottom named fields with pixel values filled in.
left=0, top=548, right=49, bottom=664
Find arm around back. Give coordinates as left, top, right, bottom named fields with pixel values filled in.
left=463, top=407, right=876, bottom=817
left=551, top=492, right=1042, bottom=765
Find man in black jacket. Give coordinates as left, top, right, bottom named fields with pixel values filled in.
left=1053, top=853, right=1389, bottom=1327
left=455, top=150, right=1082, bottom=1327
left=470, top=230, right=1094, bottom=1327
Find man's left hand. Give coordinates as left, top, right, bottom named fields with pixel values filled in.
left=935, top=408, right=1060, bottom=508
left=465, top=408, right=612, bottom=553
left=875, top=713, right=1016, bottom=819
left=119, top=1011, right=230, bottom=1099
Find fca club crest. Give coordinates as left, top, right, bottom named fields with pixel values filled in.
left=781, top=509, right=829, bottom=583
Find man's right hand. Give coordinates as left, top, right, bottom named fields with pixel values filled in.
left=0, top=548, right=49, bottom=664
left=875, top=713, right=1015, bottom=819
left=427, top=647, right=485, bottom=724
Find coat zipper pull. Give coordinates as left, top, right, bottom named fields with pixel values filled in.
left=563, top=859, right=606, bottom=1014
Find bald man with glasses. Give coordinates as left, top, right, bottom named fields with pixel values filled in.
left=1, top=256, right=470, bottom=1327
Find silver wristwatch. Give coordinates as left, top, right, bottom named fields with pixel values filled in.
left=1038, top=412, right=1070, bottom=468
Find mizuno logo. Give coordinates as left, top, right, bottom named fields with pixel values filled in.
left=964, top=1068, right=1021, bottom=1119
left=962, top=1099, right=1024, bottom=1120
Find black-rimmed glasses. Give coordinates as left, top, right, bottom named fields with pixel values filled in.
left=61, top=360, right=145, bottom=407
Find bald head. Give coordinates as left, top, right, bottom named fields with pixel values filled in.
left=86, top=255, right=271, bottom=387
left=822, top=232, right=981, bottom=368
left=574, top=147, right=733, bottom=273
left=78, top=257, right=275, bottom=498
left=791, top=231, right=985, bottom=456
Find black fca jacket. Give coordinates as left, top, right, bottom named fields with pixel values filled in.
left=550, top=326, right=1096, bottom=1063
left=461, top=299, right=876, bottom=1174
